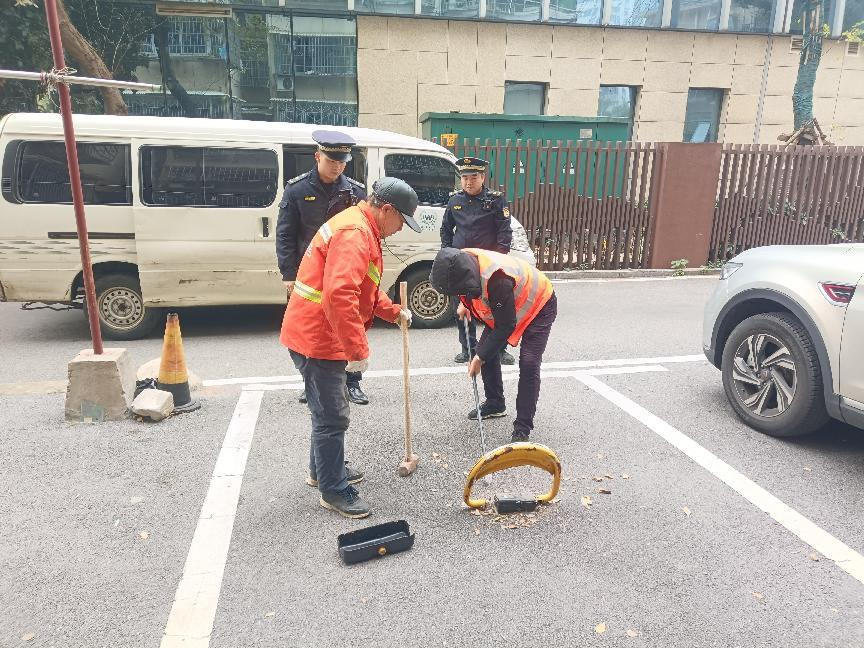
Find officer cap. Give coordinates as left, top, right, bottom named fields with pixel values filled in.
left=372, top=177, right=421, bottom=233
left=312, top=129, right=355, bottom=162
left=455, top=156, right=488, bottom=176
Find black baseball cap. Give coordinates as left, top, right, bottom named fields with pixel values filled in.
left=372, top=177, right=421, bottom=233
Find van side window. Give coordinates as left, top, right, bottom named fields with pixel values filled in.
left=141, top=146, right=278, bottom=208
left=383, top=154, right=457, bottom=206
left=15, top=141, right=131, bottom=205
left=282, top=146, right=367, bottom=187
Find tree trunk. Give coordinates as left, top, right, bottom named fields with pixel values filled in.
left=55, top=0, right=128, bottom=115
left=154, top=19, right=197, bottom=117
left=791, top=0, right=823, bottom=131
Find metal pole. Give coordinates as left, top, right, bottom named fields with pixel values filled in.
left=0, top=69, right=160, bottom=91
left=43, top=0, right=103, bottom=354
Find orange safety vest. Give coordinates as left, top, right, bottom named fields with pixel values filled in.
left=460, top=248, right=554, bottom=346
left=280, top=205, right=400, bottom=361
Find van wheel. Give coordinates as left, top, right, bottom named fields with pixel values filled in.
left=85, top=273, right=162, bottom=341
left=401, top=266, right=455, bottom=329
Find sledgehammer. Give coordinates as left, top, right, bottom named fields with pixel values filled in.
left=398, top=281, right=420, bottom=477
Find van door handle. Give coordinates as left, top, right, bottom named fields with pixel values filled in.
left=261, top=217, right=270, bottom=238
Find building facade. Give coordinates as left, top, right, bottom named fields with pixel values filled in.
left=80, top=0, right=864, bottom=143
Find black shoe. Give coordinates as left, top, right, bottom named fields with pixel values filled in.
left=347, top=384, right=369, bottom=405
left=454, top=351, right=470, bottom=363
left=319, top=485, right=371, bottom=519
left=298, top=389, right=307, bottom=404
left=468, top=400, right=508, bottom=420
left=511, top=430, right=530, bottom=443
left=306, top=461, right=365, bottom=488
left=501, top=350, right=516, bottom=365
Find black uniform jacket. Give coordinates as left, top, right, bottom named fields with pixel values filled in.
left=440, top=186, right=512, bottom=253
left=276, top=167, right=367, bottom=281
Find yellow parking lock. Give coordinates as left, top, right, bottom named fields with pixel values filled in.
left=463, top=442, right=562, bottom=510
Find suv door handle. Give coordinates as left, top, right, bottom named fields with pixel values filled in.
left=261, top=217, right=270, bottom=238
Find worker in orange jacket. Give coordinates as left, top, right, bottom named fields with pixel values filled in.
left=280, top=177, right=420, bottom=519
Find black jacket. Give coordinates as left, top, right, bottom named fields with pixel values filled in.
left=440, top=187, right=512, bottom=253
left=275, top=168, right=367, bottom=281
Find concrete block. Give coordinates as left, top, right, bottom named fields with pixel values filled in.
left=552, top=57, right=601, bottom=90
left=839, top=69, right=864, bottom=99
left=603, top=28, right=647, bottom=61
left=725, top=94, right=759, bottom=124
left=357, top=15, right=389, bottom=50
left=761, top=94, right=793, bottom=125
left=65, top=348, right=135, bottom=422
left=552, top=25, right=603, bottom=59
left=814, top=66, right=841, bottom=98
left=358, top=113, right=419, bottom=137
left=132, top=389, right=174, bottom=422
left=475, top=86, right=505, bottom=113
left=693, top=33, right=737, bottom=65
left=730, top=65, right=764, bottom=95
left=547, top=88, right=600, bottom=116
left=388, top=17, right=448, bottom=52
left=690, top=63, right=733, bottom=89
left=644, top=61, right=691, bottom=92
left=769, top=38, right=803, bottom=68
left=765, top=64, right=798, bottom=96
left=600, top=58, right=646, bottom=85
left=647, top=31, right=694, bottom=63
left=419, top=83, right=477, bottom=114
left=506, top=23, right=553, bottom=57
left=722, top=122, right=756, bottom=144
left=505, top=55, right=552, bottom=82
left=821, top=40, right=846, bottom=69
left=477, top=21, right=508, bottom=58
left=638, top=91, right=688, bottom=122
left=420, top=51, right=449, bottom=85
left=447, top=21, right=479, bottom=86
left=477, top=46, right=506, bottom=86
left=734, top=34, right=769, bottom=66
left=634, top=120, right=685, bottom=141
left=834, top=98, right=864, bottom=126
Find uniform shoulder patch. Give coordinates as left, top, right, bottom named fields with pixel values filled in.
left=287, top=172, right=309, bottom=185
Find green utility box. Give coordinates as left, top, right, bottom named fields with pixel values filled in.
left=419, top=112, right=631, bottom=146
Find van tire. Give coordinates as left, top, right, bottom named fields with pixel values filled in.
left=85, top=273, right=162, bottom=341
left=400, top=266, right=455, bottom=329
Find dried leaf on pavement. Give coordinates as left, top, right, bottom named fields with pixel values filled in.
left=21, top=634, right=35, bottom=642
left=550, top=497, right=561, bottom=504
left=626, top=629, right=639, bottom=638
left=474, top=528, right=480, bottom=535
left=597, top=453, right=604, bottom=459
left=442, top=463, right=449, bottom=469
left=682, top=507, right=691, bottom=516
left=432, top=452, right=440, bottom=459
left=804, top=466, right=812, bottom=472
left=581, top=495, right=593, bottom=508
left=597, top=488, right=612, bottom=495
left=360, top=598, right=368, bottom=604
left=595, top=622, right=606, bottom=634
left=604, top=473, right=615, bottom=479
left=752, top=592, right=764, bottom=600
left=264, top=611, right=275, bottom=618
left=809, top=553, right=820, bottom=561
left=139, top=531, right=150, bottom=540
left=622, top=473, right=631, bottom=479
left=592, top=476, right=604, bottom=482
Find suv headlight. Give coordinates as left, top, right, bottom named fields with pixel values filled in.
left=510, top=224, right=530, bottom=253
left=721, top=262, right=743, bottom=280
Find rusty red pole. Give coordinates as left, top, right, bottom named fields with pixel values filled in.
left=43, top=0, right=103, bottom=354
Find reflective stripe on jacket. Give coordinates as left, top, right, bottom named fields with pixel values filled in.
left=461, top=248, right=554, bottom=346
left=280, top=205, right=401, bottom=361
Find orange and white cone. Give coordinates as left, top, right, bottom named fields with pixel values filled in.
left=156, top=313, right=199, bottom=413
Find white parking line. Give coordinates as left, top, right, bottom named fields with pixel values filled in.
left=204, top=354, right=706, bottom=387
left=161, top=389, right=264, bottom=648
left=576, top=373, right=864, bottom=587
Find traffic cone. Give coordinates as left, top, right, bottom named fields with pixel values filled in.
left=156, top=313, right=200, bottom=414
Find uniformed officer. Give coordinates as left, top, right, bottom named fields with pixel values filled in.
left=440, top=156, right=515, bottom=366
left=276, top=129, right=371, bottom=405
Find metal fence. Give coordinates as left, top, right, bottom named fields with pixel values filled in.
left=444, top=138, right=660, bottom=270
left=709, top=144, right=864, bottom=262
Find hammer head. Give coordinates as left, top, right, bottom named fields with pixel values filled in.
left=398, top=453, right=420, bottom=477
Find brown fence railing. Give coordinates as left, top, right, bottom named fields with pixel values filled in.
left=709, top=144, right=864, bottom=262
left=445, top=138, right=659, bottom=270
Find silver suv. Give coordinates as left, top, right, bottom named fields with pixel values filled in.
left=703, top=244, right=864, bottom=437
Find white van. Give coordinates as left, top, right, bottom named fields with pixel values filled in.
left=0, top=113, right=535, bottom=339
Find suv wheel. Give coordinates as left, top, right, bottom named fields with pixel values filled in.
left=721, top=312, right=829, bottom=437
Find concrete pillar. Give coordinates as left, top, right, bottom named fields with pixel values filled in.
left=65, top=348, right=136, bottom=422
left=647, top=143, right=723, bottom=270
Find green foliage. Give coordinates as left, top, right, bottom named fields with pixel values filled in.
left=842, top=20, right=864, bottom=43
left=671, top=258, right=689, bottom=276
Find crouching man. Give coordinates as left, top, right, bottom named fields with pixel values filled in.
left=430, top=247, right=557, bottom=443
left=280, top=177, right=420, bottom=518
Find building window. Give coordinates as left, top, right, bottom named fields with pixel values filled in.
left=789, top=0, right=835, bottom=33
left=599, top=86, right=638, bottom=138
left=609, top=0, right=663, bottom=25
left=355, top=0, right=416, bottom=14
left=15, top=141, right=131, bottom=205
left=548, top=0, right=602, bottom=24
left=140, top=146, right=278, bottom=208
left=728, top=0, right=777, bottom=32
left=683, top=89, right=725, bottom=143
left=672, top=0, right=722, bottom=29
left=283, top=146, right=367, bottom=185
left=142, top=17, right=224, bottom=58
left=487, top=0, right=543, bottom=21
left=504, top=82, right=547, bottom=115
left=384, top=154, right=458, bottom=206
left=420, top=0, right=480, bottom=17
left=843, top=0, right=864, bottom=30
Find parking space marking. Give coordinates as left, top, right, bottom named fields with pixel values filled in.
left=576, top=373, right=864, bottom=587
left=206, top=353, right=705, bottom=388
left=161, top=389, right=264, bottom=648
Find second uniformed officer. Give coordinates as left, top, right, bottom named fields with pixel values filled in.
left=276, top=129, right=371, bottom=405
left=440, top=157, right=515, bottom=366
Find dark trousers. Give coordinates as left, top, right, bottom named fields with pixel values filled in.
left=346, top=371, right=362, bottom=388
left=480, top=293, right=557, bottom=436
left=290, top=350, right=350, bottom=493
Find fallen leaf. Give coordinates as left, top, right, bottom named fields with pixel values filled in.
left=581, top=495, right=593, bottom=508
left=592, top=476, right=604, bottom=482
left=267, top=497, right=276, bottom=503
left=682, top=507, right=691, bottom=516
left=139, top=531, right=150, bottom=540
left=442, top=463, right=449, bottom=469
left=264, top=611, right=275, bottom=618
left=597, top=488, right=612, bottom=495
left=114, top=519, right=120, bottom=527
left=597, top=453, right=604, bottom=459
left=752, top=592, right=764, bottom=600
left=809, top=553, right=820, bottom=562
left=432, top=452, right=440, bottom=459
left=626, top=629, right=639, bottom=638
left=21, top=634, right=35, bottom=642
left=550, top=497, right=561, bottom=504
left=580, top=474, right=589, bottom=479
left=804, top=466, right=812, bottom=471
left=563, top=476, right=571, bottom=481
left=130, top=496, right=144, bottom=505
left=622, top=473, right=631, bottom=479
left=470, top=509, right=482, bottom=517
left=360, top=597, right=368, bottom=604
left=831, top=608, right=839, bottom=613
left=595, top=622, right=606, bottom=634
left=604, top=473, right=614, bottom=479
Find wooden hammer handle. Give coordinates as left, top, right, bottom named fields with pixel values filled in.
left=399, top=282, right=412, bottom=459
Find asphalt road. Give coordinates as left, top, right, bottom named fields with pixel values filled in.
left=1, top=276, right=862, bottom=648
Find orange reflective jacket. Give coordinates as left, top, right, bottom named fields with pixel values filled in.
left=460, top=248, right=554, bottom=345
left=280, top=205, right=401, bottom=361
